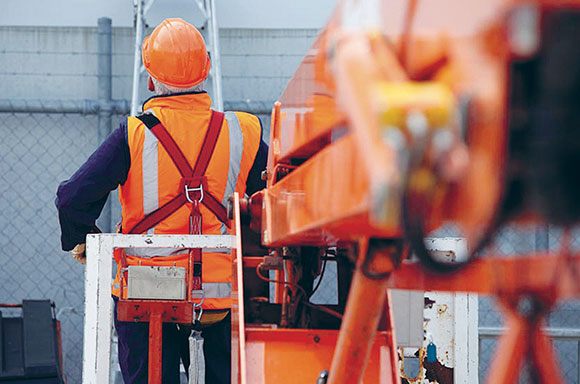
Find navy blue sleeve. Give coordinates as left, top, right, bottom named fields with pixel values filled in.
left=246, top=119, right=268, bottom=196
left=55, top=122, right=131, bottom=251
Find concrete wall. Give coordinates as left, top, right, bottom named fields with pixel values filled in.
left=1, top=0, right=336, bottom=29
left=0, top=26, right=317, bottom=103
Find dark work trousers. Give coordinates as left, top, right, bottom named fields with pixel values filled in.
left=113, top=299, right=231, bottom=384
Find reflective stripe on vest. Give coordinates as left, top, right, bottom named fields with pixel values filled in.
left=112, top=273, right=231, bottom=299
left=221, top=112, right=244, bottom=235
left=116, top=93, right=262, bottom=308
left=127, top=111, right=244, bottom=257
left=204, top=282, right=231, bottom=298
left=142, top=108, right=159, bottom=235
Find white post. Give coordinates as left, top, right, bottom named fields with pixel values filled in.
left=454, top=292, right=479, bottom=383
left=83, top=234, right=113, bottom=384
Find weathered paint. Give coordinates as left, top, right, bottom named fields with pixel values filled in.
left=398, top=238, right=479, bottom=384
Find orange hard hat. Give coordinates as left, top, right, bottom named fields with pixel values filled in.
left=142, top=18, right=210, bottom=88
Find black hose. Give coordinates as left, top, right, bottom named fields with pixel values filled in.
left=401, top=139, right=495, bottom=274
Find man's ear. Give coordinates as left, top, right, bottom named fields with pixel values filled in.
left=148, top=76, right=155, bottom=92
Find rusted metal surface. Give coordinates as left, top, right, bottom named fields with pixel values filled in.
left=399, top=292, right=456, bottom=384
left=397, top=239, right=479, bottom=384
left=423, top=361, right=453, bottom=383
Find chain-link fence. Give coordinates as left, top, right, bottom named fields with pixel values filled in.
left=2, top=110, right=580, bottom=383
left=0, top=105, right=269, bottom=382
left=0, top=112, right=105, bottom=382
left=477, top=227, right=580, bottom=383
left=432, top=224, right=580, bottom=383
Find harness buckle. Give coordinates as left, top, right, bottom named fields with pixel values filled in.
left=185, top=183, right=204, bottom=203
left=192, top=289, right=205, bottom=323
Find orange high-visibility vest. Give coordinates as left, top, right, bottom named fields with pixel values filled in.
left=112, top=93, right=262, bottom=310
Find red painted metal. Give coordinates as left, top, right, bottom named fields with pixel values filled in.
left=116, top=300, right=194, bottom=323
left=149, top=311, right=163, bottom=383
left=116, top=300, right=193, bottom=383
left=245, top=328, right=394, bottom=383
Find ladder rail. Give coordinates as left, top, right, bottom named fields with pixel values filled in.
left=130, top=0, right=145, bottom=116
left=205, top=0, right=224, bottom=111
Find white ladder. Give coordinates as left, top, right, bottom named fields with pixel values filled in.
left=130, top=0, right=224, bottom=116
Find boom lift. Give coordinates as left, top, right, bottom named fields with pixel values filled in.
left=83, top=0, right=580, bottom=383
left=237, top=0, right=580, bottom=383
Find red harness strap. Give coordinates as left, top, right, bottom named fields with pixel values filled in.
left=127, top=110, right=229, bottom=292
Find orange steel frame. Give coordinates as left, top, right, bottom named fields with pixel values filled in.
left=113, top=1, right=579, bottom=382
left=246, top=1, right=580, bottom=383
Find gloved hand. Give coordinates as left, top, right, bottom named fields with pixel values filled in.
left=70, top=226, right=101, bottom=264
left=71, top=243, right=86, bottom=264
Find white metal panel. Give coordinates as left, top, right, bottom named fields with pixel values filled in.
left=105, top=233, right=235, bottom=248
left=391, top=289, right=424, bottom=347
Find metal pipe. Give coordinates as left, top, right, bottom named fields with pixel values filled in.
left=97, top=17, right=113, bottom=233
left=0, top=99, right=128, bottom=115
left=480, top=326, right=580, bottom=340
left=0, top=99, right=270, bottom=115
left=130, top=0, right=145, bottom=116
left=208, top=0, right=224, bottom=111
left=148, top=311, right=163, bottom=383
left=223, top=100, right=272, bottom=115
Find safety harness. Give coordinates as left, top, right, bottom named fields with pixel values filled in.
left=121, top=110, right=230, bottom=295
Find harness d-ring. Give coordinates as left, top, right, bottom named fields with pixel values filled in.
left=185, top=184, right=204, bottom=204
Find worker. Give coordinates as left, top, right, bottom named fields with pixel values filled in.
left=55, top=18, right=267, bottom=384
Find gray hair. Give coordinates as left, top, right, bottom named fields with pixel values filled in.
left=151, top=77, right=204, bottom=95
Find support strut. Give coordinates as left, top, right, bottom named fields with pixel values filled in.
left=327, top=239, right=401, bottom=384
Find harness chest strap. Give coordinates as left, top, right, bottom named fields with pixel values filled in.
left=122, top=110, right=229, bottom=294
left=129, top=111, right=229, bottom=234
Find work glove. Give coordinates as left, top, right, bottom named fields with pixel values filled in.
left=70, top=226, right=101, bottom=265
left=71, top=243, right=86, bottom=264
